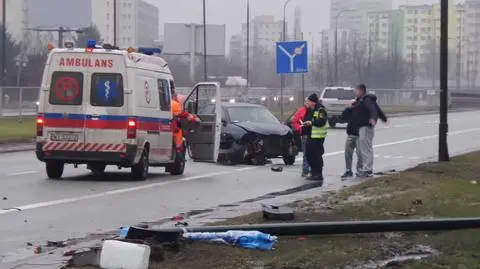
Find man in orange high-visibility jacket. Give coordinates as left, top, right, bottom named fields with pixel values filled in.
left=171, top=89, right=200, bottom=152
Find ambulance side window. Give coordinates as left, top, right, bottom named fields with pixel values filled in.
left=49, top=71, right=83, bottom=105
left=90, top=73, right=124, bottom=107
left=157, top=79, right=171, bottom=111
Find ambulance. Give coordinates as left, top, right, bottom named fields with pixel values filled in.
left=35, top=40, right=221, bottom=181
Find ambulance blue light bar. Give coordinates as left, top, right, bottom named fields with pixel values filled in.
left=87, top=39, right=97, bottom=48
left=137, top=47, right=162, bottom=55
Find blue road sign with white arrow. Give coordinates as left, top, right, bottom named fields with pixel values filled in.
left=276, top=41, right=308, bottom=74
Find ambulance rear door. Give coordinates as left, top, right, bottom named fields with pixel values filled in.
left=42, top=52, right=88, bottom=152
left=83, top=53, right=128, bottom=154
left=183, top=82, right=221, bottom=162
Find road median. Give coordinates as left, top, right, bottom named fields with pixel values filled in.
left=146, top=151, right=480, bottom=269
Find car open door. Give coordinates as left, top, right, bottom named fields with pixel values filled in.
left=183, top=82, right=221, bottom=162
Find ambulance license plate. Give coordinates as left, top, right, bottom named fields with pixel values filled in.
left=50, top=132, right=79, bottom=142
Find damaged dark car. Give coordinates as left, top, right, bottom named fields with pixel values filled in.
left=198, top=103, right=298, bottom=165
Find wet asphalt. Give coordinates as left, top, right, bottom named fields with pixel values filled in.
left=1, top=110, right=480, bottom=265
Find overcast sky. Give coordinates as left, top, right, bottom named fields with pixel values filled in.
left=145, top=0, right=438, bottom=40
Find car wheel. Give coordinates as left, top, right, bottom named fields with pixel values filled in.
left=251, top=154, right=266, bottom=165
left=88, top=164, right=106, bottom=174
left=131, top=148, right=149, bottom=181
left=46, top=162, right=64, bottom=179
left=283, top=143, right=296, bottom=165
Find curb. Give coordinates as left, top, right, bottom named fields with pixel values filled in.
left=0, top=145, right=35, bottom=154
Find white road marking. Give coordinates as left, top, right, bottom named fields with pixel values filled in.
left=0, top=168, right=256, bottom=216
left=2, top=127, right=480, bottom=216
left=6, top=171, right=37, bottom=176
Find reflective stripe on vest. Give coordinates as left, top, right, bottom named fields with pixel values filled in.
left=311, top=110, right=329, bottom=139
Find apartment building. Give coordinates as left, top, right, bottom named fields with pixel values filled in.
left=330, top=0, right=393, bottom=31
left=319, top=28, right=361, bottom=55
left=229, top=34, right=242, bottom=64
left=462, top=0, right=480, bottom=86
left=240, top=15, right=284, bottom=59
left=92, top=0, right=159, bottom=47
left=3, top=0, right=158, bottom=48
left=400, top=4, right=460, bottom=62
left=366, top=9, right=404, bottom=58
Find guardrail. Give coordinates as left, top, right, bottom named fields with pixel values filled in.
left=0, top=86, right=39, bottom=118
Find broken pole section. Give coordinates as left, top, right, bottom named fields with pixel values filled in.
left=125, top=217, right=480, bottom=240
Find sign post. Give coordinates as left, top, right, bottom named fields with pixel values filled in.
left=276, top=41, right=308, bottom=120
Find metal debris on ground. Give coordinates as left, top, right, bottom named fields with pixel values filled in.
left=2, top=196, right=7, bottom=200
left=183, top=230, right=278, bottom=251
left=262, top=204, right=295, bottom=221
left=412, top=199, right=423, bottom=205
left=136, top=223, right=150, bottom=229
left=47, top=240, right=67, bottom=247
left=34, top=246, right=42, bottom=254
left=171, top=214, right=185, bottom=221
left=271, top=165, right=283, bottom=172
left=356, top=245, right=438, bottom=268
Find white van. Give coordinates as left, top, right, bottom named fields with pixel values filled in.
left=319, top=86, right=355, bottom=128
left=35, top=41, right=218, bottom=180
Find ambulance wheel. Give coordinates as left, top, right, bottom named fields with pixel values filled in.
left=131, top=149, right=149, bottom=181
left=168, top=151, right=186, bottom=175
left=46, top=162, right=64, bottom=179
left=88, top=164, right=106, bottom=174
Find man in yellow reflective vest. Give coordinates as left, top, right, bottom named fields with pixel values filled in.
left=303, top=93, right=329, bottom=183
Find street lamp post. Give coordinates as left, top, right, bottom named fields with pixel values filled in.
left=26, top=27, right=85, bottom=48
left=334, top=9, right=351, bottom=85
left=113, top=0, right=117, bottom=46
left=438, top=0, right=449, bottom=162
left=1, top=0, right=6, bottom=87
left=280, top=0, right=293, bottom=121
left=202, top=0, right=208, bottom=82
left=246, top=0, right=250, bottom=88
left=15, top=54, right=28, bottom=123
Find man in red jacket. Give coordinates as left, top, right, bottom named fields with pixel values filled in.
left=291, top=95, right=318, bottom=177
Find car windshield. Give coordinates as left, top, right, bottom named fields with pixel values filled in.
left=227, top=106, right=279, bottom=124
left=323, top=89, right=355, bottom=100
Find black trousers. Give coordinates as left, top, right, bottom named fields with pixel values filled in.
left=305, top=138, right=325, bottom=178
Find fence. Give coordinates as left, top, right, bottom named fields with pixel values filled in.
left=1, top=86, right=477, bottom=120
left=0, top=86, right=40, bottom=118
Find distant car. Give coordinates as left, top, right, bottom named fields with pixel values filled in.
left=319, top=86, right=355, bottom=128
left=197, top=102, right=298, bottom=165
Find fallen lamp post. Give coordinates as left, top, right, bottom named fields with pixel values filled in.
left=125, top=217, right=480, bottom=241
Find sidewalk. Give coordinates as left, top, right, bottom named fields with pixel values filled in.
left=140, top=151, right=480, bottom=269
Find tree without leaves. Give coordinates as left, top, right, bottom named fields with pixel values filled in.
left=74, top=24, right=102, bottom=47
left=0, top=24, right=21, bottom=86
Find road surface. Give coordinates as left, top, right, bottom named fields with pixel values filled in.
left=1, top=110, right=480, bottom=264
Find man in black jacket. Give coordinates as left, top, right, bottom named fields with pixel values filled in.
left=352, top=84, right=387, bottom=178
left=339, top=100, right=362, bottom=179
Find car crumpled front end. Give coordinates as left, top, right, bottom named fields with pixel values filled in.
left=217, top=123, right=297, bottom=165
